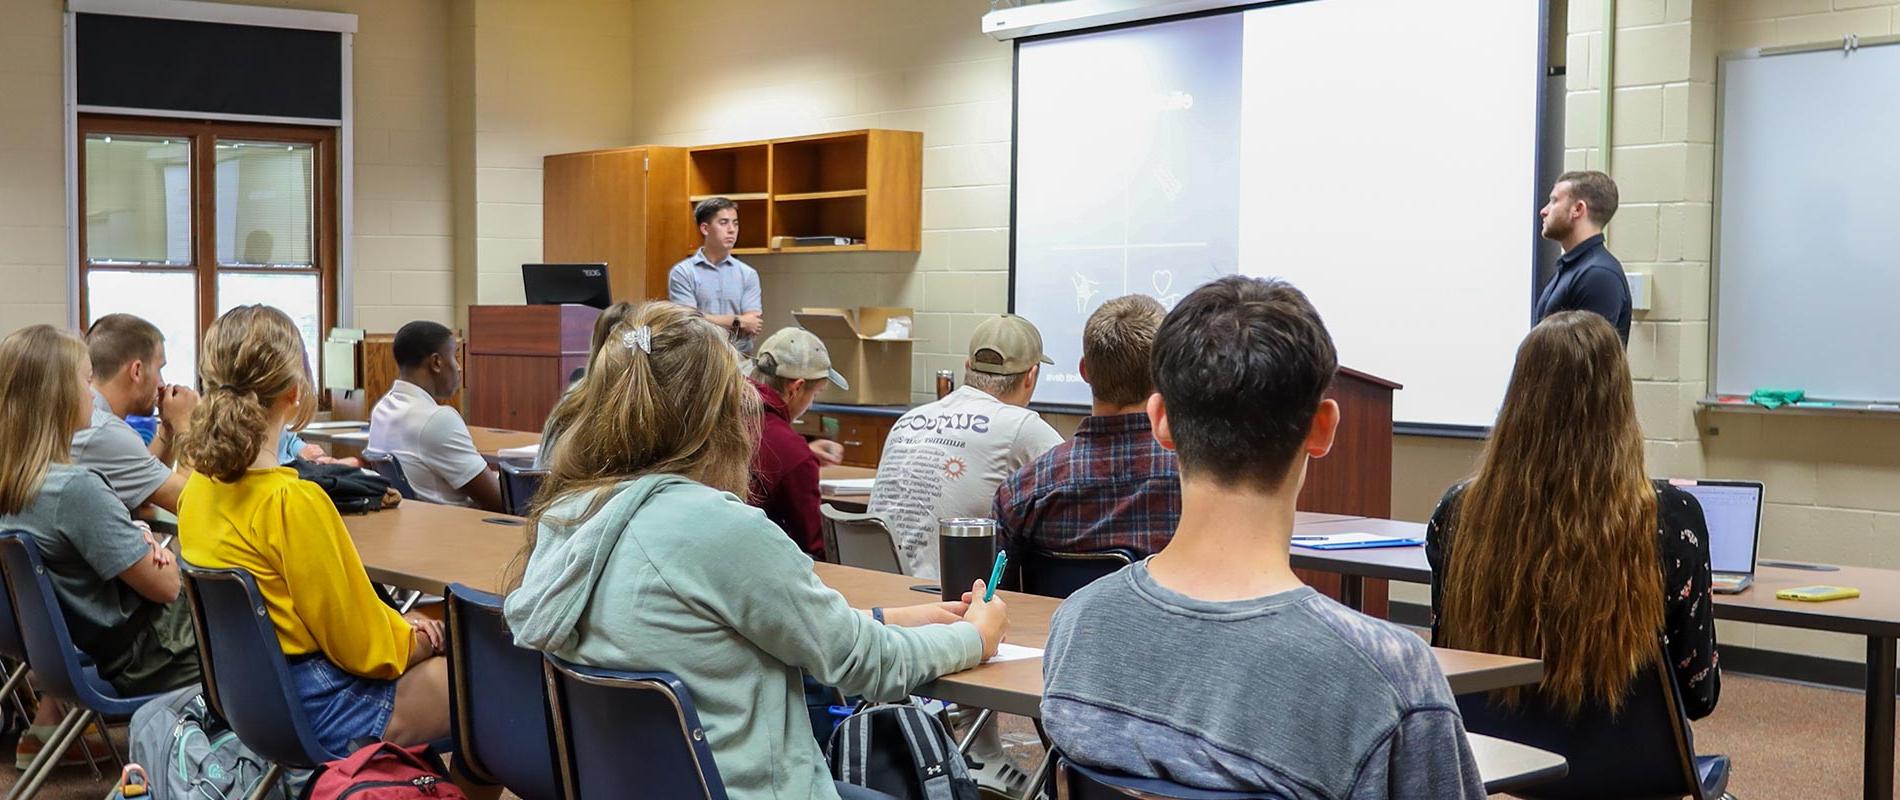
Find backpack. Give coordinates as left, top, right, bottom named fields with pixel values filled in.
left=291, top=460, right=393, bottom=514
left=300, top=742, right=465, bottom=800
left=127, top=685, right=304, bottom=800
left=826, top=703, right=979, bottom=800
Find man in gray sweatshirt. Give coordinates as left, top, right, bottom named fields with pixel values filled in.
left=1041, top=276, right=1485, bottom=798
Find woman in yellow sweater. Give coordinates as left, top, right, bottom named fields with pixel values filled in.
left=177, top=305, right=450, bottom=756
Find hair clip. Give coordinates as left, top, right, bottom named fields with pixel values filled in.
left=622, top=325, right=652, bottom=354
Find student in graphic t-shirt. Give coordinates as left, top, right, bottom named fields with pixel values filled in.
left=868, top=314, right=1063, bottom=578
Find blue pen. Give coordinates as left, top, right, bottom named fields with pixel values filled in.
left=983, top=551, right=1009, bottom=602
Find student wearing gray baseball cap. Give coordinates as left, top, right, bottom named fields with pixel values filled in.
left=745, top=327, right=851, bottom=557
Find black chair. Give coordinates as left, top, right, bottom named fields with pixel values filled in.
left=364, top=450, right=419, bottom=501
left=498, top=462, right=548, bottom=517
left=180, top=560, right=344, bottom=798
left=1018, top=548, right=1136, bottom=599
left=446, top=583, right=561, bottom=800
left=543, top=655, right=728, bottom=800
left=1059, top=757, right=1282, bottom=799
left=1456, top=642, right=1731, bottom=800
left=0, top=532, right=156, bottom=799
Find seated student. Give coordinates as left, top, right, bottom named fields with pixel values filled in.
left=1427, top=310, right=1719, bottom=720
left=503, top=302, right=1006, bottom=800
left=868, top=314, right=1064, bottom=578
left=72, top=313, right=198, bottom=514
left=1043, top=277, right=1485, bottom=797
left=177, top=306, right=463, bottom=763
left=993, top=294, right=1177, bottom=563
left=367, top=320, right=505, bottom=512
left=744, top=327, right=850, bottom=558
left=0, top=325, right=202, bottom=765
left=537, top=301, right=637, bottom=468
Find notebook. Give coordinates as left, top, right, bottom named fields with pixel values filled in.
left=1290, top=532, right=1425, bottom=551
left=1669, top=478, right=1764, bottom=594
left=819, top=477, right=876, bottom=496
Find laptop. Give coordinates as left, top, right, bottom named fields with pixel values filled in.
left=1669, top=478, right=1764, bottom=594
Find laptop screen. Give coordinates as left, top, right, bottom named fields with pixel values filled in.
left=1674, top=481, right=1763, bottom=574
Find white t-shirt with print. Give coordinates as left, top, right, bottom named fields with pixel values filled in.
left=867, top=386, right=1063, bottom=578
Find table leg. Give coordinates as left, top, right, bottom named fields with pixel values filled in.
left=1339, top=574, right=1365, bottom=612
left=1865, top=635, right=1895, bottom=800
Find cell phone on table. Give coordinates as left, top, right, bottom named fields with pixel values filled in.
left=1775, top=585, right=1860, bottom=602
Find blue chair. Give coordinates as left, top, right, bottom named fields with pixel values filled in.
left=1018, top=548, right=1136, bottom=599
left=1456, top=642, right=1730, bottom=800
left=0, top=544, right=42, bottom=725
left=365, top=450, right=419, bottom=501
left=498, top=462, right=548, bottom=517
left=543, top=655, right=728, bottom=800
left=0, top=532, right=160, bottom=799
left=180, top=559, right=344, bottom=799
left=1059, top=757, right=1283, bottom=799
left=445, top=583, right=561, bottom=800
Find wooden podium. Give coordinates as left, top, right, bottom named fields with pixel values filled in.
left=464, top=305, right=601, bottom=430
left=1297, top=366, right=1402, bottom=616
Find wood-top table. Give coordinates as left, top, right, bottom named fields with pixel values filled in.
left=1289, top=515, right=1900, bottom=800
left=302, top=423, right=542, bottom=464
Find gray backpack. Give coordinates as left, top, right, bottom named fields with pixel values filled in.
left=826, top=703, right=979, bottom=800
left=127, top=685, right=306, bottom=800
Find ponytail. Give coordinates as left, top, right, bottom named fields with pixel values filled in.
left=177, top=305, right=315, bottom=484
left=179, top=386, right=272, bottom=483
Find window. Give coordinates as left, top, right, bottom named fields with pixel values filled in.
left=79, top=115, right=337, bottom=389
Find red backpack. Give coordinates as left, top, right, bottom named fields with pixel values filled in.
left=299, top=742, right=466, bottom=800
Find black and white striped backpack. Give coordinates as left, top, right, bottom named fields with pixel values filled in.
left=826, top=703, right=980, bottom=800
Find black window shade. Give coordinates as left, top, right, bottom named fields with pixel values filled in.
left=77, top=13, right=342, bottom=121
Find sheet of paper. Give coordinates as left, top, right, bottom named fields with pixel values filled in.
left=985, top=643, right=1043, bottom=664
left=303, top=420, right=368, bottom=430
left=497, top=444, right=541, bottom=459
left=820, top=477, right=877, bottom=495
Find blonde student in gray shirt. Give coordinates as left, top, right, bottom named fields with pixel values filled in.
left=1042, top=277, right=1485, bottom=799
left=504, top=301, right=1009, bottom=800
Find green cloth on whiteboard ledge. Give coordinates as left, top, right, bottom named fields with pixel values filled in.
left=1749, top=388, right=1805, bottom=409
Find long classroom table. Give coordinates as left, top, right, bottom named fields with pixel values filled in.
left=1289, top=515, right=1900, bottom=800
left=300, top=423, right=542, bottom=464
left=342, top=501, right=1559, bottom=793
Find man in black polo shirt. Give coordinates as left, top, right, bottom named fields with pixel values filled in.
left=1535, top=170, right=1631, bottom=343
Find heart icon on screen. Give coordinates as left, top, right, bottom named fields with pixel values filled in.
left=1152, top=270, right=1174, bottom=296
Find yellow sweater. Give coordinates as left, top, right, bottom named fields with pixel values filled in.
left=179, top=467, right=414, bottom=679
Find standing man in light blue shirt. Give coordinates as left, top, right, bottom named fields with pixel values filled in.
left=669, top=197, right=764, bottom=353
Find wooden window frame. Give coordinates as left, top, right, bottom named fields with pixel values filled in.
left=76, top=113, right=339, bottom=382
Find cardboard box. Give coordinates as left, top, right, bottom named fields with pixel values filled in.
left=793, top=306, right=921, bottom=405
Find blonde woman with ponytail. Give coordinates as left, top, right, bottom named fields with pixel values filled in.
left=0, top=325, right=199, bottom=762
left=502, top=302, right=1009, bottom=800
left=1427, top=311, right=1719, bottom=720
left=176, top=306, right=467, bottom=765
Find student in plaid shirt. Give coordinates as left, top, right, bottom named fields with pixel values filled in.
left=992, top=295, right=1180, bottom=563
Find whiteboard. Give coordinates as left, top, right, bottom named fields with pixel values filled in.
left=1714, top=42, right=1900, bottom=402
left=1012, top=0, right=1545, bottom=427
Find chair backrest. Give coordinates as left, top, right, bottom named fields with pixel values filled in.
left=364, top=451, right=419, bottom=501
left=543, top=655, right=728, bottom=800
left=0, top=531, right=149, bottom=715
left=179, top=559, right=341, bottom=768
left=0, top=534, right=27, bottom=663
left=1455, top=642, right=1702, bottom=800
left=1058, top=756, right=1284, bottom=799
left=1019, top=548, right=1135, bottom=599
left=445, top=583, right=562, bottom=800
left=819, top=504, right=903, bottom=574
left=498, top=462, right=548, bottom=517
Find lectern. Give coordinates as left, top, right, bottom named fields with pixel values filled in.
left=465, top=305, right=601, bottom=430
left=1298, top=366, right=1402, bottom=616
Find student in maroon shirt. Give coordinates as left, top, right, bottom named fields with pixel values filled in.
left=745, top=328, right=850, bottom=558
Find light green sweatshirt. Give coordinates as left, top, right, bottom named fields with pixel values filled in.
left=504, top=474, right=982, bottom=799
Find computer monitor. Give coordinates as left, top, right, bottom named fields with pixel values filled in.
left=1671, top=479, right=1764, bottom=575
left=522, top=263, right=611, bottom=309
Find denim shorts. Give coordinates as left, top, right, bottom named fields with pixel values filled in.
left=286, top=655, right=398, bottom=756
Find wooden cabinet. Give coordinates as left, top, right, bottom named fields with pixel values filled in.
left=791, top=406, right=902, bottom=469
left=686, top=129, right=922, bottom=255
left=542, top=146, right=696, bottom=302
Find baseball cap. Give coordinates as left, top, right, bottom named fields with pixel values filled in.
left=747, top=327, right=849, bottom=390
left=967, top=314, right=1055, bottom=375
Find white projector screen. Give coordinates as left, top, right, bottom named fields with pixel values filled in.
left=1012, top=0, right=1546, bottom=428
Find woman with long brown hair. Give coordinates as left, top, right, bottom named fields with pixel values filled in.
left=533, top=300, right=637, bottom=468
left=503, top=301, right=1008, bottom=800
left=1427, top=310, right=1718, bottom=719
left=176, top=306, right=465, bottom=764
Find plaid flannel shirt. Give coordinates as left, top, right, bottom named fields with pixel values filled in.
left=991, top=413, right=1181, bottom=561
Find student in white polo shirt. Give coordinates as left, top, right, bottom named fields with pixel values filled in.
left=367, top=321, right=505, bottom=512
